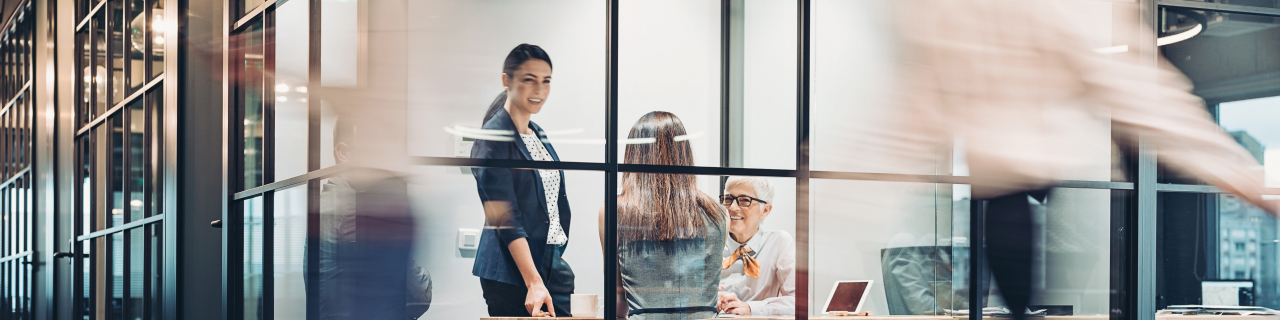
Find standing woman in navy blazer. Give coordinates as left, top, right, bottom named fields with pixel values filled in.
left=471, top=44, right=575, bottom=318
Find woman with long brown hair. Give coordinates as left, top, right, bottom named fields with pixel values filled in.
left=598, top=111, right=727, bottom=319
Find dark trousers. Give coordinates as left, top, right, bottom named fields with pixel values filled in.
left=480, top=244, right=573, bottom=317
left=983, top=189, right=1047, bottom=320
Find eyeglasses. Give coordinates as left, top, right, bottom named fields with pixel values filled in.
left=720, top=195, right=768, bottom=208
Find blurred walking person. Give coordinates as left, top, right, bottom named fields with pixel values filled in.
left=877, top=1, right=1278, bottom=320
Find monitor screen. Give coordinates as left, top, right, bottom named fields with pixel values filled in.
left=1202, top=280, right=1254, bottom=306
left=826, top=281, right=871, bottom=313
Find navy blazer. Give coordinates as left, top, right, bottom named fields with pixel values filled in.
left=471, top=108, right=572, bottom=286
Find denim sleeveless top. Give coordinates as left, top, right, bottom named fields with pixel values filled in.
left=619, top=212, right=726, bottom=320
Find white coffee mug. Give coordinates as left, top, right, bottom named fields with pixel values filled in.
left=570, top=294, right=601, bottom=318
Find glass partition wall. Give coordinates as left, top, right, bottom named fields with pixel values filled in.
left=70, top=0, right=168, bottom=318
left=0, top=2, right=34, bottom=318
left=221, top=1, right=1280, bottom=320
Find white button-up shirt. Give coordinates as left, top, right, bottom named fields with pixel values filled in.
left=720, top=229, right=796, bottom=316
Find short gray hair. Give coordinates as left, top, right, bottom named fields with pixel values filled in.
left=724, top=176, right=775, bottom=203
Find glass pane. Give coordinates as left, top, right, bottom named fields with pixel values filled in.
left=148, top=90, right=161, bottom=217
left=95, top=12, right=108, bottom=117
left=813, top=180, right=968, bottom=315
left=402, top=0, right=605, bottom=164
left=148, top=0, right=164, bottom=80
left=108, top=232, right=124, bottom=319
left=273, top=185, right=306, bottom=319
left=1158, top=192, right=1280, bottom=308
left=109, top=115, right=123, bottom=227
left=617, top=0, right=720, bottom=167
left=273, top=0, right=309, bottom=180
left=80, top=137, right=93, bottom=236
left=810, top=0, right=1127, bottom=180
left=126, top=0, right=144, bottom=93
left=241, top=21, right=265, bottom=190
left=243, top=0, right=264, bottom=19
left=109, top=0, right=125, bottom=104
left=736, top=0, right=797, bottom=170
left=79, top=30, right=92, bottom=125
left=126, top=229, right=144, bottom=320
left=243, top=196, right=265, bottom=320
left=128, top=100, right=144, bottom=221
left=1159, top=9, right=1280, bottom=184
left=150, top=224, right=162, bottom=318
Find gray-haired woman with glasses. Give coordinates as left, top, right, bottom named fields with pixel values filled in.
left=716, top=176, right=796, bottom=316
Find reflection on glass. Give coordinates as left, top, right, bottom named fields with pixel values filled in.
left=95, top=13, right=108, bottom=116
left=242, top=21, right=265, bottom=190
left=617, top=0, right=720, bottom=166
left=127, top=0, right=145, bottom=93
left=1160, top=9, right=1280, bottom=184
left=150, top=225, right=163, bottom=318
left=83, top=237, right=94, bottom=318
left=109, top=232, right=124, bottom=319
left=274, top=0, right=309, bottom=180
left=110, top=116, right=124, bottom=228
left=1159, top=192, right=1280, bottom=308
left=78, top=30, right=93, bottom=125
left=737, top=0, right=797, bottom=170
left=129, top=101, right=145, bottom=221
left=813, top=180, right=968, bottom=316
left=148, top=0, right=164, bottom=80
left=244, top=196, right=265, bottom=320
left=1218, top=96, right=1280, bottom=188
left=243, top=0, right=264, bottom=17
left=273, top=185, right=306, bottom=319
left=110, top=0, right=125, bottom=105
left=147, top=90, right=162, bottom=217
left=405, top=1, right=605, bottom=163
left=127, top=229, right=145, bottom=320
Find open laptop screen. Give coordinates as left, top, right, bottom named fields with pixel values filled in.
left=826, top=281, right=873, bottom=313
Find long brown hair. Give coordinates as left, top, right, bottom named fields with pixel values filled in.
left=618, top=111, right=724, bottom=241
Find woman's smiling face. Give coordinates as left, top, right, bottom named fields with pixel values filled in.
left=503, top=59, right=552, bottom=115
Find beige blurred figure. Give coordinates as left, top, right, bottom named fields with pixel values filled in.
left=876, top=1, right=1276, bottom=319
left=887, top=0, right=1271, bottom=205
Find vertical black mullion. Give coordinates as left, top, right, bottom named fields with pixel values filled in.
left=304, top=0, right=321, bottom=318
left=604, top=0, right=619, bottom=318
left=795, top=0, right=810, bottom=317
left=262, top=11, right=277, bottom=318
left=229, top=23, right=244, bottom=320
left=1135, top=2, right=1159, bottom=320
left=719, top=0, right=730, bottom=193
left=970, top=199, right=987, bottom=320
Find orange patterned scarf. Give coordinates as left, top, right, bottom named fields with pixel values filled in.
left=722, top=245, right=760, bottom=278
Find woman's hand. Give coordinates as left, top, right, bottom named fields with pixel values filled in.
left=524, top=282, right=556, bottom=317
left=717, top=291, right=752, bottom=315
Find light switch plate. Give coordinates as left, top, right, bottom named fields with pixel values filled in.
left=457, top=228, right=480, bottom=250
